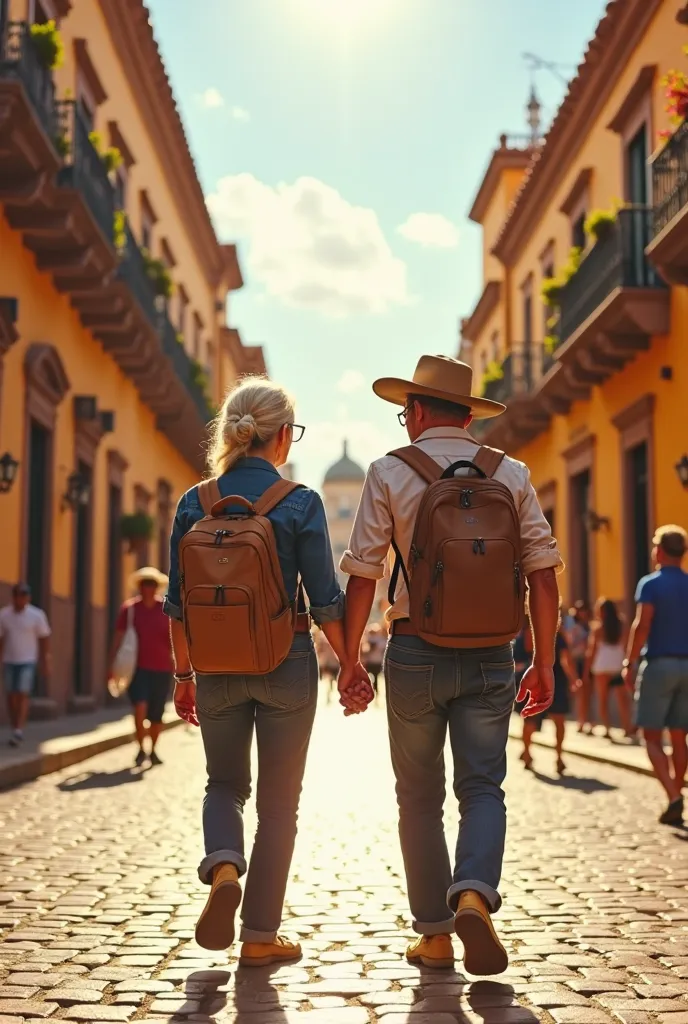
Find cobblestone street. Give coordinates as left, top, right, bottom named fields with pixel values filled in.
left=2, top=699, right=688, bottom=1024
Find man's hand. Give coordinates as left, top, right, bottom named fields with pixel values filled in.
left=174, top=681, right=199, bottom=727
left=517, top=660, right=555, bottom=718
left=338, top=662, right=375, bottom=716
left=622, top=663, right=637, bottom=691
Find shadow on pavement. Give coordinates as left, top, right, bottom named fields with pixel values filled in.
left=531, top=769, right=617, bottom=793
left=57, top=766, right=149, bottom=790
left=183, top=967, right=291, bottom=1022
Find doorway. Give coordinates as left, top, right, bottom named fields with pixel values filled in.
left=73, top=461, right=92, bottom=695
left=107, top=483, right=122, bottom=641
left=26, top=420, right=49, bottom=611
left=571, top=469, right=591, bottom=605
left=628, top=441, right=650, bottom=589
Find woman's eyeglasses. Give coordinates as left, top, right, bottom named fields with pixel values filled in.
left=288, top=423, right=306, bottom=442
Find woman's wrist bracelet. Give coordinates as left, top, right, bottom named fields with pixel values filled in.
left=174, top=671, right=195, bottom=683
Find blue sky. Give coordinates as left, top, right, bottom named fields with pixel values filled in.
left=147, top=0, right=605, bottom=489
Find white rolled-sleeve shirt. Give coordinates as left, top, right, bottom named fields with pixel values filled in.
left=340, top=427, right=564, bottom=624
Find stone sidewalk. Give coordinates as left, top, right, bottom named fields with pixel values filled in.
left=0, top=704, right=181, bottom=789
left=1, top=699, right=688, bottom=1023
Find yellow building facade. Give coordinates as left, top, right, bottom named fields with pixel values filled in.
left=462, top=0, right=688, bottom=618
left=0, top=0, right=265, bottom=718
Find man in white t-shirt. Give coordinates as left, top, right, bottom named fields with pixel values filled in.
left=0, top=583, right=51, bottom=746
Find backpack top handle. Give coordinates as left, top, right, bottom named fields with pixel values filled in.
left=210, top=494, right=257, bottom=517
left=440, top=459, right=487, bottom=480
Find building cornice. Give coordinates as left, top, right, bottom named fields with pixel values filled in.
left=97, top=0, right=241, bottom=289
left=468, top=142, right=534, bottom=224
left=492, top=0, right=664, bottom=266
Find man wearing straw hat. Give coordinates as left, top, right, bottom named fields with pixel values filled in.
left=340, top=355, right=563, bottom=975
left=109, top=566, right=173, bottom=767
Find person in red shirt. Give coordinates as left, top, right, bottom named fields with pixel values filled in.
left=109, top=567, right=173, bottom=767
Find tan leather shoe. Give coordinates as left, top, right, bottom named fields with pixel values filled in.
left=239, top=934, right=302, bottom=967
left=406, top=933, right=455, bottom=969
left=195, top=863, right=242, bottom=951
left=454, top=890, right=508, bottom=976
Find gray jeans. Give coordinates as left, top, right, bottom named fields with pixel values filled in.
left=195, top=634, right=318, bottom=942
left=385, top=636, right=515, bottom=935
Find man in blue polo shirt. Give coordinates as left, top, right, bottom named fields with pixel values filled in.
left=623, top=524, right=688, bottom=826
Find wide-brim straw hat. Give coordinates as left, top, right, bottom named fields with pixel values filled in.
left=129, top=566, right=169, bottom=592
left=373, top=354, right=506, bottom=420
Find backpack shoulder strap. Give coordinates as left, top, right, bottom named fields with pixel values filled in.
left=197, top=478, right=222, bottom=516
left=255, top=479, right=303, bottom=516
left=472, top=445, right=506, bottom=479
left=387, top=445, right=443, bottom=485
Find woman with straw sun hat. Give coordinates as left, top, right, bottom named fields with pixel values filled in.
left=108, top=565, right=173, bottom=767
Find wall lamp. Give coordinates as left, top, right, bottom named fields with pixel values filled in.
left=677, top=3, right=688, bottom=24
left=675, top=454, right=688, bottom=489
left=0, top=452, right=19, bottom=494
left=62, top=471, right=91, bottom=511
left=583, top=510, right=611, bottom=533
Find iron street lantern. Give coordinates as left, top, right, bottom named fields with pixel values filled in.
left=62, top=471, right=91, bottom=511
left=583, top=509, right=610, bottom=533
left=675, top=454, right=688, bottom=489
left=677, top=4, right=688, bottom=25
left=0, top=451, right=19, bottom=493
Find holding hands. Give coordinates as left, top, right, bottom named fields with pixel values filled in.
left=338, top=661, right=375, bottom=716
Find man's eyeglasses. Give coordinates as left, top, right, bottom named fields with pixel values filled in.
left=397, top=406, right=410, bottom=427
left=288, top=423, right=306, bottom=442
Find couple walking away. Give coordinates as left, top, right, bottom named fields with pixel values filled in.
left=165, top=355, right=562, bottom=974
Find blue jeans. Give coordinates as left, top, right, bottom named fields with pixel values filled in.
left=385, top=636, right=515, bottom=935
left=2, top=663, right=36, bottom=696
left=195, top=634, right=318, bottom=942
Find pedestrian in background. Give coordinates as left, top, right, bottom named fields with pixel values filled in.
left=108, top=566, right=172, bottom=768
left=165, top=377, right=370, bottom=968
left=520, top=627, right=580, bottom=775
left=0, top=583, right=51, bottom=747
left=314, top=627, right=338, bottom=702
left=565, top=600, right=592, bottom=733
left=586, top=598, right=634, bottom=739
left=363, top=622, right=386, bottom=703
left=623, top=525, right=688, bottom=826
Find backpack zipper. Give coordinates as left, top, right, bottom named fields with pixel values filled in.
left=214, top=529, right=234, bottom=545
left=214, top=586, right=226, bottom=605
left=514, top=562, right=521, bottom=596
left=460, top=489, right=473, bottom=509
left=432, top=560, right=444, bottom=585
left=472, top=539, right=486, bottom=555
left=424, top=597, right=433, bottom=617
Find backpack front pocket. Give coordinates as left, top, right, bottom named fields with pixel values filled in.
left=435, top=538, right=521, bottom=638
left=185, top=585, right=254, bottom=674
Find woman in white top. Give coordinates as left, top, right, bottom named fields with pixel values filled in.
left=585, top=598, right=635, bottom=739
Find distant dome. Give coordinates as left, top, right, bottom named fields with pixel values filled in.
left=324, top=441, right=365, bottom=484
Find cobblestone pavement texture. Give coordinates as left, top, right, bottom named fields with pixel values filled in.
left=1, top=697, right=688, bottom=1024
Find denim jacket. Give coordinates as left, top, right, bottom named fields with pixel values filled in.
left=164, top=457, right=345, bottom=626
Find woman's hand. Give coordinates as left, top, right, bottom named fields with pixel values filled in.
left=174, top=680, right=199, bottom=727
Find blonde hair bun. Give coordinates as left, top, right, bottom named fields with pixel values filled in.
left=227, top=413, right=257, bottom=446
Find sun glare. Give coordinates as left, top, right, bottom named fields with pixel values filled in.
left=298, top=0, right=392, bottom=31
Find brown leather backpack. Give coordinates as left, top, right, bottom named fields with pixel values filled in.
left=179, top=477, right=304, bottom=675
left=388, top=444, right=524, bottom=648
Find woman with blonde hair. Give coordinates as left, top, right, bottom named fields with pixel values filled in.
left=165, top=376, right=371, bottom=967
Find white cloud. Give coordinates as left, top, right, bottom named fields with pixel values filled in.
left=231, top=106, right=251, bottom=122
left=397, top=212, right=459, bottom=249
left=336, top=370, right=366, bottom=394
left=206, top=174, right=409, bottom=317
left=198, top=87, right=225, bottom=109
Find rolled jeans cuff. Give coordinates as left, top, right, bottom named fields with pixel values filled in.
left=240, top=925, right=278, bottom=943
left=413, top=916, right=455, bottom=936
left=198, top=849, right=246, bottom=885
left=447, top=880, right=501, bottom=914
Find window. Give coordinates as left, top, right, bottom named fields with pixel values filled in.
left=572, top=212, right=587, bottom=251
left=193, top=313, right=203, bottom=359
left=78, top=89, right=95, bottom=134
left=32, top=0, right=55, bottom=24
left=114, top=165, right=127, bottom=211
left=480, top=350, right=488, bottom=376
left=491, top=331, right=499, bottom=362
left=140, top=192, right=158, bottom=252
left=177, top=288, right=189, bottom=340
left=521, top=275, right=533, bottom=346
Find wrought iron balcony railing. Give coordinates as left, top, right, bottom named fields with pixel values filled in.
left=118, top=224, right=158, bottom=328
left=558, top=206, right=664, bottom=346
left=482, top=342, right=549, bottom=405
left=0, top=21, right=57, bottom=145
left=56, top=100, right=115, bottom=246
left=652, top=121, right=688, bottom=237
left=159, top=312, right=214, bottom=423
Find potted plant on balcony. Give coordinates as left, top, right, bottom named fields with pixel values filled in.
left=29, top=20, right=64, bottom=70
left=657, top=48, right=688, bottom=143
left=584, top=207, right=617, bottom=243
left=120, top=511, right=154, bottom=555
left=540, top=246, right=583, bottom=307
left=113, top=210, right=127, bottom=253
left=190, top=359, right=212, bottom=404
left=142, top=251, right=175, bottom=299
left=88, top=131, right=123, bottom=174
left=479, top=359, right=504, bottom=398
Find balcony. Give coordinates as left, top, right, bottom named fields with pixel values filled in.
left=473, top=343, right=552, bottom=448
left=0, top=21, right=60, bottom=197
left=647, top=121, right=688, bottom=284
left=56, top=100, right=115, bottom=248
left=554, top=207, right=669, bottom=394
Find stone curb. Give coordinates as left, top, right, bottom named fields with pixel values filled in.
left=0, top=717, right=183, bottom=790
left=508, top=721, right=654, bottom=778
